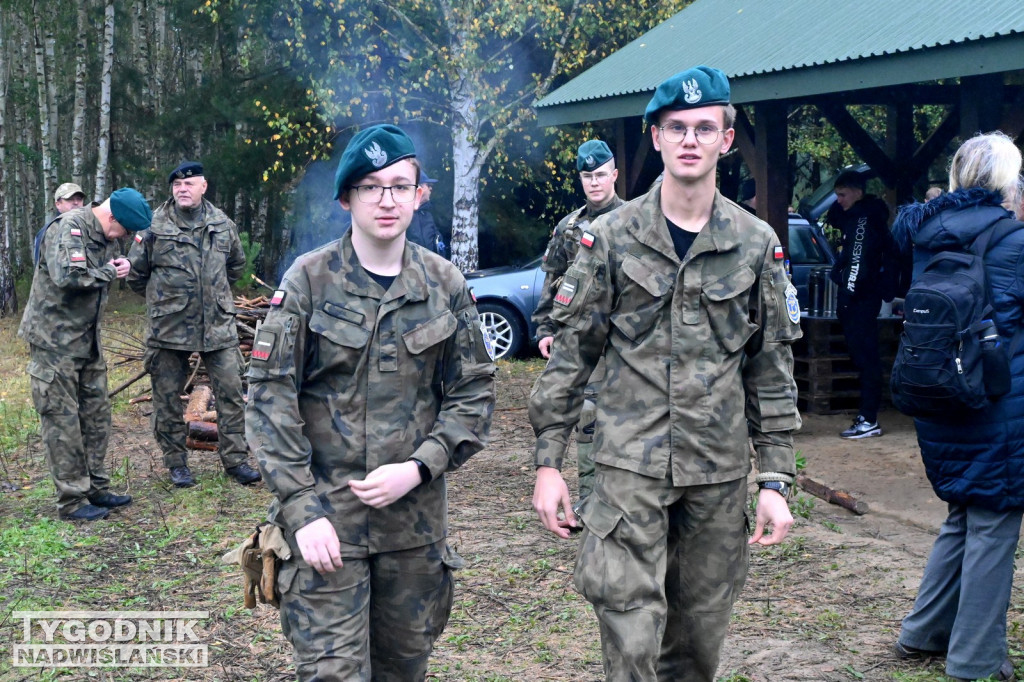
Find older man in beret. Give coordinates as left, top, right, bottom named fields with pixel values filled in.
left=246, top=124, right=495, bottom=680
left=21, top=188, right=151, bottom=521
left=532, top=139, right=623, bottom=506
left=127, top=161, right=261, bottom=488
left=530, top=65, right=801, bottom=680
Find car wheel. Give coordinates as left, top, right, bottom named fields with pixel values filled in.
left=476, top=302, right=525, bottom=360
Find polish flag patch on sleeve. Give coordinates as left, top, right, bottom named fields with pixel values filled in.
left=270, top=289, right=287, bottom=306
left=70, top=228, right=82, bottom=237
left=580, top=232, right=595, bottom=249
left=774, top=245, right=785, bottom=260
left=134, top=233, right=144, bottom=243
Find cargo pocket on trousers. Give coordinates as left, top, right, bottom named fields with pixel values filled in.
left=433, top=544, right=464, bottom=639
left=573, top=496, right=644, bottom=611
left=27, top=361, right=57, bottom=415
left=275, top=561, right=308, bottom=642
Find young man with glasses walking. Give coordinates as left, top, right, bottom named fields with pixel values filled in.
left=246, top=124, right=495, bottom=680
left=530, top=66, right=801, bottom=681
left=532, top=140, right=624, bottom=505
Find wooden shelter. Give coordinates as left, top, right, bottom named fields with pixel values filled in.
left=533, top=0, right=1024, bottom=248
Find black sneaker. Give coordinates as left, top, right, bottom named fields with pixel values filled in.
left=88, top=492, right=133, bottom=508
left=169, top=466, right=196, bottom=488
left=951, top=658, right=1016, bottom=681
left=61, top=504, right=110, bottom=522
left=841, top=416, right=882, bottom=439
left=893, top=641, right=944, bottom=660
left=225, top=463, right=262, bottom=486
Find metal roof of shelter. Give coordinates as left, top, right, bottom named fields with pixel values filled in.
left=535, top=0, right=1024, bottom=126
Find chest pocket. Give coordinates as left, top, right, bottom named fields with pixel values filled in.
left=701, top=265, right=758, bottom=353
left=403, top=310, right=457, bottom=355
left=609, top=254, right=673, bottom=342
left=310, top=303, right=372, bottom=376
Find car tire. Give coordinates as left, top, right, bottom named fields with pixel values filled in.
left=476, top=302, right=526, bottom=360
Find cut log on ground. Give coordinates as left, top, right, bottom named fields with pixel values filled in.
left=188, top=421, right=219, bottom=442
left=184, top=385, right=213, bottom=422
left=796, top=474, right=870, bottom=515
left=186, top=437, right=218, bottom=451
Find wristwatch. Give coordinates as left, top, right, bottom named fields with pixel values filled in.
left=758, top=480, right=791, bottom=499
left=411, top=458, right=432, bottom=484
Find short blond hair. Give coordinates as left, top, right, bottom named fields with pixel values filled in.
left=949, top=131, right=1022, bottom=210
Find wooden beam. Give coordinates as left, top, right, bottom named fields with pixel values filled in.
left=817, top=101, right=898, bottom=188
left=905, top=106, right=960, bottom=185
left=960, top=73, right=1005, bottom=137
left=614, top=118, right=627, bottom=199
left=754, top=102, right=789, bottom=248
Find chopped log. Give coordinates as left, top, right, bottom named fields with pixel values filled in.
left=129, top=395, right=153, bottom=404
left=200, top=410, right=218, bottom=422
left=184, top=385, right=213, bottom=422
left=186, top=437, right=218, bottom=451
left=188, top=421, right=219, bottom=441
left=796, top=474, right=869, bottom=515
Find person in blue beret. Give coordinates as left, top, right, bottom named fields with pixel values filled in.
left=19, top=188, right=151, bottom=521
left=531, top=65, right=801, bottom=681
left=246, top=123, right=495, bottom=680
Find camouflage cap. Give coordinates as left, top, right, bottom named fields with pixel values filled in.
left=168, top=160, right=204, bottom=184
left=644, top=65, right=730, bottom=125
left=109, top=188, right=153, bottom=232
left=333, top=125, right=416, bottom=200
left=576, top=140, right=613, bottom=172
left=54, top=182, right=86, bottom=202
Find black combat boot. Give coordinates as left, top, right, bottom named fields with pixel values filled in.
left=169, top=465, right=196, bottom=488
left=61, top=504, right=110, bottom=522
left=88, top=492, right=133, bottom=508
left=225, top=463, right=262, bottom=486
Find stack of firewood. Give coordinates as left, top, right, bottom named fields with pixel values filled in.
left=109, top=286, right=278, bottom=453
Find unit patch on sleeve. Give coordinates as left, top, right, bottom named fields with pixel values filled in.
left=70, top=252, right=86, bottom=263
left=785, top=283, right=800, bottom=324
left=251, top=329, right=277, bottom=361
left=270, top=289, right=287, bottom=306
left=554, top=275, right=579, bottom=306
left=580, top=232, right=595, bottom=249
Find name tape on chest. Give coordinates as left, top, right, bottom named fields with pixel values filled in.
left=270, top=290, right=287, bottom=306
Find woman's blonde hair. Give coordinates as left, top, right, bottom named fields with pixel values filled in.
left=949, top=131, right=1023, bottom=211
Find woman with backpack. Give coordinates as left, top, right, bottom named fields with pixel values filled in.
left=891, top=131, right=1024, bottom=682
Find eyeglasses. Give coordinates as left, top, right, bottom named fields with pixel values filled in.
left=580, top=171, right=613, bottom=184
left=658, top=124, right=724, bottom=145
left=351, top=184, right=418, bottom=204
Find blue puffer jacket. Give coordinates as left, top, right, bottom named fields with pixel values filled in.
left=893, top=188, right=1024, bottom=511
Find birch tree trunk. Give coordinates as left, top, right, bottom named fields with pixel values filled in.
left=95, top=0, right=114, bottom=198
left=0, top=14, right=17, bottom=316
left=72, top=2, right=88, bottom=186
left=32, top=2, right=55, bottom=210
left=44, top=31, right=58, bottom=179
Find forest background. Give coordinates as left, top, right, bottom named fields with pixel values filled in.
left=0, top=0, right=933, bottom=317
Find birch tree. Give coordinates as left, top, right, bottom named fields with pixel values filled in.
left=95, top=0, right=114, bottom=198
left=72, top=2, right=88, bottom=184
left=31, top=1, right=55, bottom=207
left=0, top=14, right=16, bottom=316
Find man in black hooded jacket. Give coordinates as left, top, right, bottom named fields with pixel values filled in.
left=828, top=170, right=896, bottom=439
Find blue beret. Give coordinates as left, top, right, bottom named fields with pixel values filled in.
left=333, top=125, right=416, bottom=200
left=576, top=140, right=613, bottom=172
left=109, top=188, right=152, bottom=232
left=644, top=65, right=730, bottom=125
left=168, top=161, right=204, bottom=184
left=419, top=169, right=438, bottom=184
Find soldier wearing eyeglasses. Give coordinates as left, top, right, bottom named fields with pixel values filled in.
left=532, top=140, right=623, bottom=504
left=530, top=66, right=801, bottom=681
left=127, top=160, right=262, bottom=489
left=246, top=124, right=495, bottom=681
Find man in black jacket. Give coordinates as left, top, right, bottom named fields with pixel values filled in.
left=828, top=170, right=895, bottom=439
left=405, top=169, right=446, bottom=257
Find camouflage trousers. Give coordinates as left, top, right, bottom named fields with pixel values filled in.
left=574, top=465, right=749, bottom=682
left=145, top=347, right=246, bottom=469
left=27, top=345, right=111, bottom=515
left=277, top=539, right=459, bottom=681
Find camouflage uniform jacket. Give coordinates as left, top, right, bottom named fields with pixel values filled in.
left=532, top=195, right=624, bottom=340
left=246, top=234, right=496, bottom=555
left=18, top=205, right=119, bottom=359
left=126, top=198, right=245, bottom=351
left=529, top=187, right=802, bottom=485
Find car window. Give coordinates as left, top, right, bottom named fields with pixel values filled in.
left=789, top=225, right=829, bottom=265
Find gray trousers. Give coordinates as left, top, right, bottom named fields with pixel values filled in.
left=899, top=503, right=1023, bottom=679
left=27, top=345, right=111, bottom=515
left=574, top=465, right=749, bottom=682
left=277, top=539, right=457, bottom=681
left=146, top=346, right=246, bottom=469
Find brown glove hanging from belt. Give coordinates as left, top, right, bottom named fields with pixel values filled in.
left=222, top=524, right=292, bottom=609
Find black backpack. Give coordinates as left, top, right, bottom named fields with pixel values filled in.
left=890, top=218, right=1019, bottom=417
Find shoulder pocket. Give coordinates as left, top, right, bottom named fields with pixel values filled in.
left=550, top=265, right=595, bottom=329
left=247, top=316, right=299, bottom=381
left=403, top=310, right=458, bottom=355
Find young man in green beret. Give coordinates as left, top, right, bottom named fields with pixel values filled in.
left=530, top=65, right=802, bottom=681
left=127, top=161, right=261, bottom=488
left=20, top=188, right=152, bottom=521
left=532, top=139, right=623, bottom=505
left=246, top=124, right=495, bottom=680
